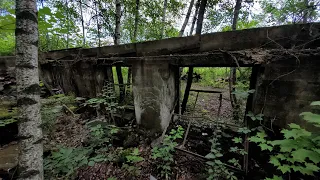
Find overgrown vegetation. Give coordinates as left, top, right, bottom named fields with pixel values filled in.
left=1, top=0, right=319, bottom=179
left=151, top=126, right=184, bottom=179
left=249, top=101, right=320, bottom=179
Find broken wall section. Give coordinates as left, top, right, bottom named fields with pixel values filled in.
left=253, top=52, right=320, bottom=130
left=40, top=61, right=113, bottom=97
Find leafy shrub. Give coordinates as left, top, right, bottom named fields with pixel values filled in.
left=206, top=124, right=238, bottom=180
left=152, top=126, right=184, bottom=179
left=44, top=124, right=118, bottom=178
left=122, top=148, right=144, bottom=176
left=44, top=146, right=109, bottom=178
left=249, top=101, right=320, bottom=179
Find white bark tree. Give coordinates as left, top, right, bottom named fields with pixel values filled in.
left=179, top=0, right=195, bottom=37
left=114, top=0, right=125, bottom=103
left=15, top=0, right=43, bottom=179
left=160, top=0, right=168, bottom=38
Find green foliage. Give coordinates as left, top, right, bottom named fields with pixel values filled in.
left=122, top=148, right=144, bottom=176
left=260, top=0, right=319, bottom=25
left=44, top=146, right=109, bottom=178
left=0, top=118, right=16, bottom=127
left=246, top=111, right=264, bottom=121
left=84, top=82, right=121, bottom=122
left=44, top=123, right=117, bottom=178
left=152, top=126, right=184, bottom=179
left=206, top=123, right=238, bottom=180
left=40, top=94, right=76, bottom=133
left=88, top=123, right=119, bottom=148
left=249, top=102, right=320, bottom=179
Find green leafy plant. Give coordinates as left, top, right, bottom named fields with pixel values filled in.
left=122, top=148, right=144, bottom=176
left=249, top=101, right=320, bottom=179
left=44, top=123, right=118, bottom=178
left=44, top=147, right=108, bottom=178
left=84, top=82, right=120, bottom=122
left=88, top=123, right=119, bottom=149
left=206, top=124, right=238, bottom=180
left=0, top=118, right=17, bottom=127
left=152, top=126, right=184, bottom=179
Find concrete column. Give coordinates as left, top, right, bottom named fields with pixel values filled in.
left=132, top=60, right=178, bottom=132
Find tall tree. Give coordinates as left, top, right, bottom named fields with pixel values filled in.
left=181, top=0, right=207, bottom=114
left=160, top=0, right=168, bottom=38
left=133, top=0, right=140, bottom=42
left=65, top=0, right=70, bottom=48
left=79, top=0, right=86, bottom=46
left=229, top=0, right=242, bottom=120
left=126, top=0, right=140, bottom=98
left=16, top=0, right=43, bottom=179
left=114, top=0, right=121, bottom=45
left=189, top=0, right=200, bottom=35
left=95, top=0, right=101, bottom=47
left=179, top=0, right=195, bottom=37
left=114, top=0, right=125, bottom=103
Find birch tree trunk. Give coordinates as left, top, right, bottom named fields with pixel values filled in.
left=189, top=0, right=200, bottom=35
left=114, top=0, right=125, bottom=103
left=95, top=0, right=101, bottom=47
left=160, top=0, right=168, bottom=38
left=181, top=0, right=207, bottom=114
left=79, top=0, right=86, bottom=46
left=179, top=0, right=195, bottom=37
left=65, top=0, right=69, bottom=48
left=16, top=0, right=43, bottom=179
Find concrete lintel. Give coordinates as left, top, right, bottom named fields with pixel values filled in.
left=42, top=23, right=320, bottom=60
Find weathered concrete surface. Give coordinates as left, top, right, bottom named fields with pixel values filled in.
left=253, top=52, right=320, bottom=129
left=40, top=61, right=112, bottom=97
left=132, top=60, right=178, bottom=132
left=43, top=23, right=320, bottom=60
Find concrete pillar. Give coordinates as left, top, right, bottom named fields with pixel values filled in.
left=132, top=60, right=178, bottom=132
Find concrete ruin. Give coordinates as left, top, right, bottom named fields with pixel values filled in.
left=1, top=23, right=320, bottom=132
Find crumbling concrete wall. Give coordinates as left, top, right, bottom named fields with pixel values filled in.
left=253, top=53, right=320, bottom=129
left=132, top=60, right=178, bottom=132
left=40, top=61, right=112, bottom=97
left=0, top=57, right=112, bottom=98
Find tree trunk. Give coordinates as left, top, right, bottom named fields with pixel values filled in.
left=127, top=0, right=140, bottom=98
left=179, top=0, right=195, bottom=37
left=65, top=0, right=69, bottom=48
left=232, top=0, right=242, bottom=31
left=160, top=0, right=168, bottom=38
left=95, top=0, right=101, bottom=47
left=115, top=0, right=125, bottom=103
left=303, top=0, right=309, bottom=23
left=133, top=0, right=140, bottom=42
left=181, top=0, right=207, bottom=114
left=230, top=0, right=242, bottom=120
left=181, top=68, right=193, bottom=114
left=16, top=0, right=43, bottom=179
left=114, top=0, right=121, bottom=45
left=189, top=0, right=200, bottom=35
left=79, top=0, right=86, bottom=47
left=195, top=0, right=207, bottom=35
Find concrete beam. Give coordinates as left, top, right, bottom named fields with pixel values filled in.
left=43, top=23, right=320, bottom=61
